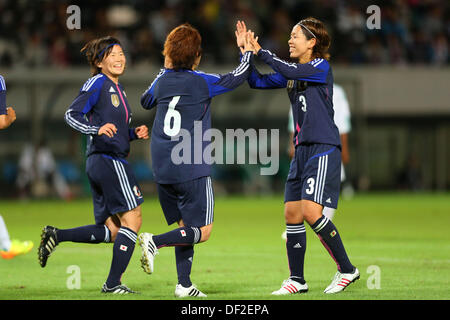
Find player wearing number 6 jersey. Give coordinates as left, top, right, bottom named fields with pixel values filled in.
left=139, top=23, right=254, bottom=297
left=237, top=19, right=359, bottom=294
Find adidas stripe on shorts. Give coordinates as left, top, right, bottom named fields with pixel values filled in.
left=284, top=144, right=341, bottom=209
left=157, top=176, right=214, bottom=227
left=86, top=154, right=144, bottom=224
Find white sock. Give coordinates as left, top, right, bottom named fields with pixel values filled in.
left=322, top=207, right=335, bottom=220
left=0, top=215, right=12, bottom=251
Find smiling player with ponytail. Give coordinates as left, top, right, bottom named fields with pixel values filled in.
left=236, top=18, right=359, bottom=295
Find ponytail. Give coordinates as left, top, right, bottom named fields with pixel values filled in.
left=296, top=18, right=331, bottom=61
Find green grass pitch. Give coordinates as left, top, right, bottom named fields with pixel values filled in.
left=0, top=192, right=449, bottom=300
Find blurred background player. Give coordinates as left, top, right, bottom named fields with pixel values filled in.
left=0, top=74, right=33, bottom=259
left=37, top=37, right=149, bottom=294
left=138, top=23, right=254, bottom=298
left=240, top=18, right=359, bottom=295
left=16, top=138, right=72, bottom=200
left=287, top=82, right=352, bottom=221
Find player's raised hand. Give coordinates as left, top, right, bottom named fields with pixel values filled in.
left=98, top=123, right=117, bottom=138
left=246, top=30, right=261, bottom=54
left=135, top=125, right=149, bottom=139
left=235, top=20, right=248, bottom=48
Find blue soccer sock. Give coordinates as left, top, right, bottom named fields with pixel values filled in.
left=311, top=216, right=354, bottom=273
left=175, top=245, right=194, bottom=287
left=285, top=223, right=307, bottom=284
left=106, top=227, right=136, bottom=288
left=153, top=227, right=202, bottom=249
left=56, top=225, right=111, bottom=243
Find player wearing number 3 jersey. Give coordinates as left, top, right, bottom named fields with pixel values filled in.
left=238, top=18, right=359, bottom=295
left=139, top=23, right=254, bottom=297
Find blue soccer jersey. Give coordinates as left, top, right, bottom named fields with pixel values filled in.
left=141, top=51, right=252, bottom=184
left=248, top=49, right=340, bottom=148
left=0, top=75, right=6, bottom=115
left=64, top=73, right=137, bottom=159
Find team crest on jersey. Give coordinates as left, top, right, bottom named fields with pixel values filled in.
left=111, top=94, right=120, bottom=107
left=133, top=185, right=142, bottom=198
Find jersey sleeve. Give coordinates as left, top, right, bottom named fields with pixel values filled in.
left=64, top=75, right=104, bottom=135
left=141, top=69, right=166, bottom=110
left=199, top=51, right=252, bottom=98
left=247, top=57, right=288, bottom=89
left=257, top=49, right=329, bottom=84
left=0, top=76, right=6, bottom=115
left=128, top=128, right=138, bottom=141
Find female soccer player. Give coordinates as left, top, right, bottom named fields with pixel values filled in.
left=236, top=19, right=359, bottom=294
left=0, top=74, right=33, bottom=259
left=138, top=23, right=254, bottom=297
left=38, top=37, right=149, bottom=294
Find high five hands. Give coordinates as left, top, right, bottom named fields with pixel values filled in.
left=235, top=20, right=261, bottom=55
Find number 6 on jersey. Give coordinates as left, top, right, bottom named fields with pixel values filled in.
left=164, top=96, right=181, bottom=136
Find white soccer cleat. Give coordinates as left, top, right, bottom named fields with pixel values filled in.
left=271, top=278, right=308, bottom=295
left=324, top=267, right=360, bottom=294
left=138, top=233, right=158, bottom=274
left=175, top=284, right=207, bottom=298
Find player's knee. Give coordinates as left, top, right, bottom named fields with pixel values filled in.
left=104, top=217, right=120, bottom=242
left=284, top=205, right=302, bottom=224
left=108, top=227, right=118, bottom=242
left=301, top=200, right=323, bottom=225
left=119, top=206, right=142, bottom=233
left=199, top=224, right=213, bottom=243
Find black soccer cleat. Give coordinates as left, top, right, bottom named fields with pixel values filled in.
left=101, top=283, right=139, bottom=294
left=38, top=226, right=59, bottom=268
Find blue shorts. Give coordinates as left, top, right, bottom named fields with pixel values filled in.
left=157, top=176, right=214, bottom=227
left=86, top=154, right=144, bottom=224
left=284, top=144, right=341, bottom=209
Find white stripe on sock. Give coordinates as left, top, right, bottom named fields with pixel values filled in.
left=118, top=228, right=137, bottom=243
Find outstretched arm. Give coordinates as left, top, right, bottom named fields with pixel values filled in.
left=0, top=107, right=16, bottom=129
left=247, top=32, right=329, bottom=83
left=203, top=32, right=255, bottom=97
left=0, top=78, right=16, bottom=129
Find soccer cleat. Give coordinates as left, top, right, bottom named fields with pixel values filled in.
left=0, top=250, right=15, bottom=259
left=101, top=283, right=139, bottom=294
left=138, top=232, right=158, bottom=274
left=38, top=226, right=59, bottom=267
left=271, top=278, right=309, bottom=295
left=324, top=267, right=360, bottom=294
left=0, top=240, right=34, bottom=259
left=174, top=284, right=207, bottom=298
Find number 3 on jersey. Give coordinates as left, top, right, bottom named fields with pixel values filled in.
left=305, top=177, right=315, bottom=195
left=164, top=96, right=181, bottom=136
left=299, top=95, right=307, bottom=112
